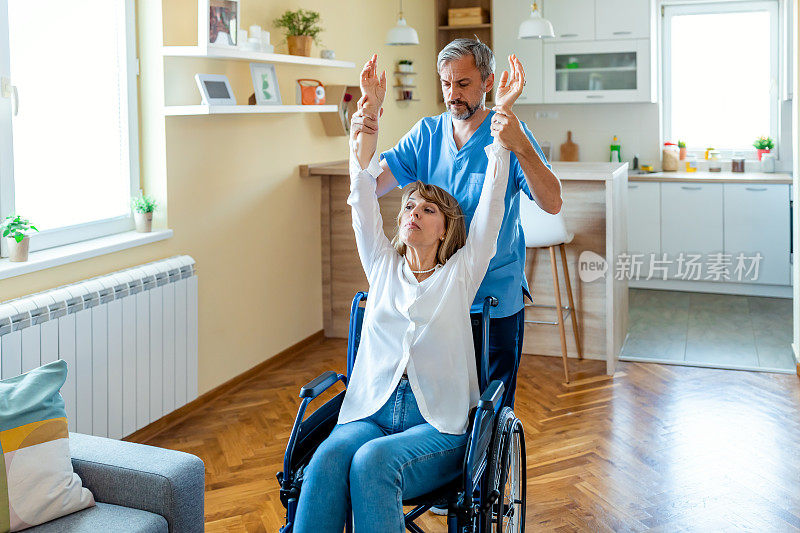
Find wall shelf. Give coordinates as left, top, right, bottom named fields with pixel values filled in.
left=161, top=46, right=356, bottom=69
left=438, top=23, right=492, bottom=30
left=163, top=104, right=338, bottom=116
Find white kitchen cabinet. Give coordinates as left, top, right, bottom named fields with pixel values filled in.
left=723, top=184, right=791, bottom=285
left=660, top=182, right=724, bottom=280
left=595, top=0, right=653, bottom=40
left=543, top=39, right=654, bottom=103
left=492, top=0, right=544, bottom=104
left=627, top=182, right=660, bottom=258
left=543, top=0, right=595, bottom=41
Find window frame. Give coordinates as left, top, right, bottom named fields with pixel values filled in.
left=661, top=0, right=780, bottom=160
left=0, top=0, right=140, bottom=258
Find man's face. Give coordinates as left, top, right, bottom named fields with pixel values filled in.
left=439, top=55, right=493, bottom=121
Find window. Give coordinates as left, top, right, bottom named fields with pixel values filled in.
left=662, top=1, right=779, bottom=158
left=0, top=0, right=139, bottom=257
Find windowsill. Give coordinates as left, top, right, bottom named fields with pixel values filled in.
left=0, top=229, right=173, bottom=281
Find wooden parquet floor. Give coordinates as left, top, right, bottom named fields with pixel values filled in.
left=133, top=339, right=800, bottom=532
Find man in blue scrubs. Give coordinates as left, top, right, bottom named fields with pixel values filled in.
left=352, top=39, right=563, bottom=412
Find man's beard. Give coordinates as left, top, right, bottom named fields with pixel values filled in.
left=447, top=94, right=484, bottom=120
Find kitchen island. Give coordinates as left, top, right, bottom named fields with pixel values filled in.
left=302, top=159, right=629, bottom=376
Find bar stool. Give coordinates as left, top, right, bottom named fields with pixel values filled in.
left=519, top=195, right=582, bottom=383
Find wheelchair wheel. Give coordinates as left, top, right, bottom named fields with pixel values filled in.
left=496, top=417, right=526, bottom=532
left=484, top=407, right=526, bottom=533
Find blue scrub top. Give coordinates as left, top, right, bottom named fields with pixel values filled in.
left=381, top=110, right=553, bottom=318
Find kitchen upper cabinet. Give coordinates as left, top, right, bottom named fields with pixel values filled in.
left=544, top=0, right=595, bottom=41
left=544, top=39, right=654, bottom=103
left=595, top=0, right=652, bottom=40
left=660, top=182, right=724, bottom=280
left=627, top=182, right=660, bottom=258
left=723, top=184, right=791, bottom=285
left=492, top=0, right=544, bottom=104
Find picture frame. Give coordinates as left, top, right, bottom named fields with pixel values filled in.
left=249, top=63, right=282, bottom=106
left=194, top=74, right=237, bottom=105
left=207, top=0, right=239, bottom=48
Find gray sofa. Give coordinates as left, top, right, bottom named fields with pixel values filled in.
left=28, top=433, right=205, bottom=532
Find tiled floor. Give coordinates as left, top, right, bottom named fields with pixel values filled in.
left=620, top=289, right=796, bottom=373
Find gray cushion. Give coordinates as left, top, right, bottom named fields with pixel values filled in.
left=25, top=502, right=168, bottom=533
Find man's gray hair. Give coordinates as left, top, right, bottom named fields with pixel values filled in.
left=437, top=38, right=495, bottom=81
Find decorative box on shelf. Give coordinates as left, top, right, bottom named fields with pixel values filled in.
left=447, top=7, right=488, bottom=26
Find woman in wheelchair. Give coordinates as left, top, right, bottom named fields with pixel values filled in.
left=293, top=57, right=516, bottom=533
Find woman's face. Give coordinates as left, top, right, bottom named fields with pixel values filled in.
left=399, top=191, right=447, bottom=251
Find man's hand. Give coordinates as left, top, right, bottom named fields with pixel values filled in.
left=494, top=54, right=526, bottom=109
left=350, top=95, right=382, bottom=143
left=490, top=105, right=527, bottom=153
left=359, top=53, right=386, bottom=114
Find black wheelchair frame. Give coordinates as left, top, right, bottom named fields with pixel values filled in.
left=277, top=292, right=526, bottom=532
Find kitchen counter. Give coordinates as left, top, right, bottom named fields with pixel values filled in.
left=629, top=170, right=792, bottom=184
left=304, top=159, right=630, bottom=376
left=302, top=160, right=629, bottom=181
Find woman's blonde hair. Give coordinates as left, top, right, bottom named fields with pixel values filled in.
left=391, top=181, right=467, bottom=265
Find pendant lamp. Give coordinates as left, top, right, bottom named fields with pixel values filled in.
left=518, top=2, right=555, bottom=39
left=386, top=0, right=419, bottom=45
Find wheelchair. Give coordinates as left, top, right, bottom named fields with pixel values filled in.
left=277, top=293, right=527, bottom=532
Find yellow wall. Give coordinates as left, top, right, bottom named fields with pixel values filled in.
left=0, top=0, right=441, bottom=395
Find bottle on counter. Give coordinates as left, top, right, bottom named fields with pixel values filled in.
left=662, top=142, right=679, bottom=171
left=610, top=135, right=621, bottom=162
left=632, top=154, right=639, bottom=171
left=708, top=150, right=722, bottom=172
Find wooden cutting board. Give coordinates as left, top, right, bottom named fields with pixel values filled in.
left=560, top=131, right=579, bottom=161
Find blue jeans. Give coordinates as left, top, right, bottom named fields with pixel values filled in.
left=293, top=377, right=468, bottom=533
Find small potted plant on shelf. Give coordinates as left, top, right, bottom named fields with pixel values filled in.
left=753, top=136, right=774, bottom=160
left=398, top=59, right=413, bottom=73
left=131, top=194, right=157, bottom=233
left=1, top=214, right=39, bottom=262
left=677, top=140, right=686, bottom=160
left=273, top=9, right=323, bottom=57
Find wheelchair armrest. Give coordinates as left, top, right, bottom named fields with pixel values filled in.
left=477, top=380, right=504, bottom=412
left=299, top=370, right=343, bottom=399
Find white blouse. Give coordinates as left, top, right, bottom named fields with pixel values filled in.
left=336, top=137, right=511, bottom=435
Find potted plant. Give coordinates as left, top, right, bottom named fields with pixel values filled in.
left=753, top=136, right=774, bottom=160
left=1, top=214, right=39, bottom=262
left=677, top=140, right=686, bottom=160
left=131, top=194, right=157, bottom=233
left=398, top=59, right=413, bottom=73
left=273, top=9, right=323, bottom=57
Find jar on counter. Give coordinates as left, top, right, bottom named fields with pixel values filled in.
left=708, top=150, right=722, bottom=172
left=761, top=152, right=776, bottom=173
left=662, top=142, right=679, bottom=171
left=685, top=155, right=698, bottom=173
left=731, top=153, right=746, bottom=173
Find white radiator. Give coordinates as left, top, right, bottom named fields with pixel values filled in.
left=0, top=255, right=198, bottom=439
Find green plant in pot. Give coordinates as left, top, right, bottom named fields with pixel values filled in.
left=1, top=214, right=39, bottom=262
left=131, top=194, right=157, bottom=233
left=273, top=9, right=323, bottom=57
left=753, top=136, right=774, bottom=161
left=677, top=140, right=686, bottom=160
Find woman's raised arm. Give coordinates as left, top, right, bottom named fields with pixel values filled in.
left=459, top=130, right=512, bottom=299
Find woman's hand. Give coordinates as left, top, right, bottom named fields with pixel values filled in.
left=494, top=54, right=526, bottom=109
left=359, top=53, right=386, bottom=114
